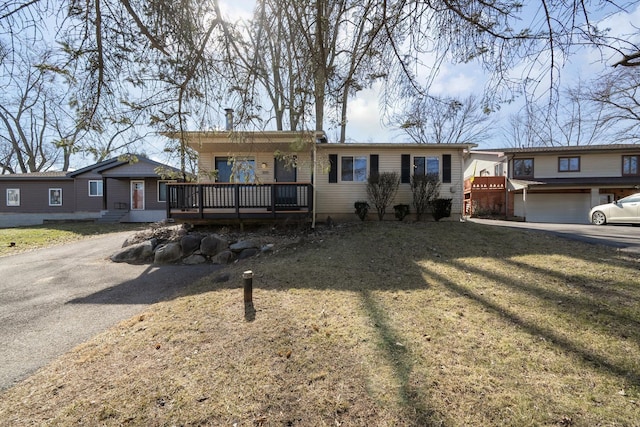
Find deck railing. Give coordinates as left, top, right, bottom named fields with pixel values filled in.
left=166, top=182, right=313, bottom=221
left=464, top=176, right=506, bottom=192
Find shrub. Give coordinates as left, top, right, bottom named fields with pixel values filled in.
left=354, top=201, right=370, bottom=221
left=366, top=172, right=400, bottom=220
left=411, top=174, right=440, bottom=221
left=432, top=198, right=452, bottom=221
left=393, top=204, right=410, bottom=221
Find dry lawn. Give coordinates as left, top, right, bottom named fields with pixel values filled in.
left=0, top=220, right=639, bottom=426
left=0, top=222, right=144, bottom=257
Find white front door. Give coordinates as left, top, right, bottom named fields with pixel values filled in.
left=131, top=180, right=145, bottom=210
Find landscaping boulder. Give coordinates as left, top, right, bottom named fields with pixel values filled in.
left=211, top=250, right=234, bottom=265
left=181, top=234, right=203, bottom=256
left=182, top=254, right=207, bottom=265
left=230, top=240, right=258, bottom=253
left=237, top=247, right=259, bottom=260
left=200, top=234, right=228, bottom=256
left=110, top=239, right=157, bottom=264
left=154, top=242, right=183, bottom=264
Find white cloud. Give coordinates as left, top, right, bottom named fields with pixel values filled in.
left=218, top=0, right=255, bottom=22
left=426, top=59, right=484, bottom=95
left=341, top=84, right=394, bottom=143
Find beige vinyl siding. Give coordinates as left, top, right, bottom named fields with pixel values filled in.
left=465, top=153, right=505, bottom=178
left=526, top=151, right=638, bottom=179
left=315, top=147, right=465, bottom=219
left=198, top=156, right=215, bottom=180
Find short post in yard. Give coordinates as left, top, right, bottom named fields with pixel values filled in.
left=243, top=270, right=253, bottom=303
left=243, top=270, right=255, bottom=321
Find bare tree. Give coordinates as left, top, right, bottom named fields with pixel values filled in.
left=0, top=49, right=63, bottom=172
left=503, top=83, right=611, bottom=147
left=231, top=0, right=390, bottom=141
left=504, top=106, right=546, bottom=148
left=586, top=67, right=640, bottom=142
left=385, top=1, right=640, bottom=109
left=228, top=0, right=315, bottom=131
left=2, top=0, right=639, bottom=160
left=397, top=94, right=494, bottom=144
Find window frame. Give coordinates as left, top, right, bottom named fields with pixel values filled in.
left=413, top=156, right=440, bottom=177
left=157, top=180, right=175, bottom=202
left=48, top=188, right=63, bottom=206
left=558, top=156, right=580, bottom=172
left=513, top=158, right=534, bottom=179
left=341, top=155, right=367, bottom=182
left=88, top=180, right=103, bottom=197
left=6, top=188, right=20, bottom=206
left=622, top=155, right=639, bottom=176
left=215, top=156, right=256, bottom=183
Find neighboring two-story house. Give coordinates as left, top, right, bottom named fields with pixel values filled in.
left=503, top=144, right=640, bottom=223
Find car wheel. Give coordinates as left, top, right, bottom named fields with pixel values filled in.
left=591, top=211, right=607, bottom=226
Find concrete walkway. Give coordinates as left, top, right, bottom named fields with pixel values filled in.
left=0, top=232, right=221, bottom=391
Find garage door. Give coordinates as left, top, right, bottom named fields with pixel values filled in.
left=523, top=193, right=591, bottom=224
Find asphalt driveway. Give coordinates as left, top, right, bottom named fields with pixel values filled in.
left=0, top=231, right=221, bottom=391
left=469, top=218, right=640, bottom=253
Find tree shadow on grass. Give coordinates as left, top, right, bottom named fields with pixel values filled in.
left=65, top=221, right=640, bottom=421
left=419, top=259, right=640, bottom=388
left=67, top=263, right=224, bottom=305
left=360, top=289, right=442, bottom=426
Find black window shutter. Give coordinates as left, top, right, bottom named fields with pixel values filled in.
left=370, top=154, right=379, bottom=178
left=401, top=154, right=411, bottom=183
left=443, top=154, right=452, bottom=183
left=328, top=154, right=338, bottom=183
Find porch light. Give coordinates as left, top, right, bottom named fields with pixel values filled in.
left=261, top=162, right=268, bottom=169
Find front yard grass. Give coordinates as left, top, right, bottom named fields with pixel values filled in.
left=0, top=221, right=638, bottom=426
left=0, top=222, right=144, bottom=257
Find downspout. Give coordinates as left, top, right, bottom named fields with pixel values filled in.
left=505, top=154, right=512, bottom=220
left=459, top=149, right=465, bottom=218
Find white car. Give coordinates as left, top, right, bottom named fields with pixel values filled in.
left=589, top=193, right=640, bottom=225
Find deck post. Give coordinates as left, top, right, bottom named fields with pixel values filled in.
left=234, top=184, right=241, bottom=218
left=166, top=185, right=171, bottom=220
left=198, top=184, right=204, bottom=218
left=271, top=184, right=277, bottom=217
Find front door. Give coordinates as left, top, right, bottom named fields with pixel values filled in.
left=131, top=180, right=145, bottom=210
left=274, top=158, right=297, bottom=206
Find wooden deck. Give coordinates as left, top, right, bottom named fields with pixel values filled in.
left=166, top=182, right=313, bottom=222
left=464, top=176, right=506, bottom=216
